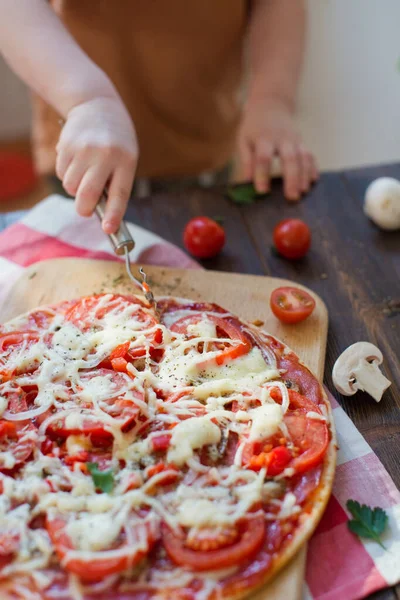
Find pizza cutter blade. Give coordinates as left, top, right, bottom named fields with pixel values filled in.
left=95, top=193, right=158, bottom=313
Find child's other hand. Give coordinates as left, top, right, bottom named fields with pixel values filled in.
left=236, top=99, right=318, bottom=201
left=56, top=97, right=138, bottom=234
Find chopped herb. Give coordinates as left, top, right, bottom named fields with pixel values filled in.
left=346, top=500, right=388, bottom=550
left=226, top=183, right=265, bottom=205
left=28, top=272, right=37, bottom=280
left=87, top=462, right=114, bottom=493
left=112, top=275, right=125, bottom=286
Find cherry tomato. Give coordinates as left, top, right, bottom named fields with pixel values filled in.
left=273, top=219, right=311, bottom=260
left=183, top=217, right=225, bottom=259
left=162, top=514, right=265, bottom=571
left=270, top=287, right=315, bottom=324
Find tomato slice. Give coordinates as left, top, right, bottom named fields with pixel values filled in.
left=46, top=515, right=157, bottom=582
left=162, top=514, right=265, bottom=571
left=0, top=419, right=36, bottom=472
left=0, top=331, right=39, bottom=353
left=77, top=369, right=143, bottom=433
left=0, top=331, right=40, bottom=375
left=285, top=411, right=328, bottom=474
left=66, top=294, right=158, bottom=331
left=271, top=388, right=329, bottom=473
left=270, top=287, right=315, bottom=325
left=171, top=314, right=251, bottom=366
left=45, top=414, right=111, bottom=443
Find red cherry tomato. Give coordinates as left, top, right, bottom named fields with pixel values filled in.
left=273, top=219, right=311, bottom=260
left=270, top=287, right=316, bottom=325
left=183, top=217, right=225, bottom=259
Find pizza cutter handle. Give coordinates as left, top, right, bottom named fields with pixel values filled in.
left=95, top=194, right=135, bottom=256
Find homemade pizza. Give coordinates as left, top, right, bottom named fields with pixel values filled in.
left=0, top=293, right=336, bottom=600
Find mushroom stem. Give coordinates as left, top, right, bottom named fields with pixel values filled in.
left=351, top=362, right=392, bottom=403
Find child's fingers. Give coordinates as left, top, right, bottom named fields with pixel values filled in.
left=280, top=141, right=301, bottom=202
left=62, top=158, right=89, bottom=197
left=237, top=140, right=254, bottom=183
left=254, top=140, right=274, bottom=194
left=74, top=165, right=111, bottom=218
left=102, top=165, right=135, bottom=235
left=309, top=152, right=319, bottom=182
left=299, top=146, right=318, bottom=193
left=55, top=149, right=73, bottom=181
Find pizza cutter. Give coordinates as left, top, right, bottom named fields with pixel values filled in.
left=95, top=193, right=158, bottom=313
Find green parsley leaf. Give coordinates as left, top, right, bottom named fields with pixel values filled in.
left=86, top=462, right=114, bottom=494
left=346, top=499, right=388, bottom=550
left=226, top=183, right=262, bottom=205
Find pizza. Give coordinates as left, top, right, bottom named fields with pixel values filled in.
left=0, top=293, right=336, bottom=600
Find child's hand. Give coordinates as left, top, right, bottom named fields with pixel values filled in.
left=236, top=99, right=318, bottom=201
left=56, top=97, right=138, bottom=234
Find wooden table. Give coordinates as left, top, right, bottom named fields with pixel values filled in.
left=124, top=163, right=400, bottom=600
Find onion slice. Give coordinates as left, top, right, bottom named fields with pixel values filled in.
left=3, top=404, right=51, bottom=422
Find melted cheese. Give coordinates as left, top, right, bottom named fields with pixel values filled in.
left=66, top=435, right=91, bottom=455
left=168, top=416, right=221, bottom=466
left=65, top=513, right=123, bottom=552
left=187, top=317, right=217, bottom=339
left=0, top=395, right=8, bottom=416
left=177, top=498, right=232, bottom=527
left=249, top=403, right=283, bottom=441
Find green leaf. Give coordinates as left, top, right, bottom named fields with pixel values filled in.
left=213, top=216, right=225, bottom=226
left=346, top=500, right=388, bottom=550
left=87, top=462, right=114, bottom=494
left=226, top=183, right=260, bottom=205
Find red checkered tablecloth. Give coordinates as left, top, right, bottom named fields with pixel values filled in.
left=0, top=195, right=399, bottom=600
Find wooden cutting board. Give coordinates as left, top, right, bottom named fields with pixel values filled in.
left=1, top=258, right=329, bottom=600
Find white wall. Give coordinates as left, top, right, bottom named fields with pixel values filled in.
left=0, top=0, right=399, bottom=170
left=298, top=0, right=400, bottom=170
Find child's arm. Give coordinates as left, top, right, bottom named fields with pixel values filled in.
left=0, top=0, right=137, bottom=233
left=237, top=0, right=318, bottom=200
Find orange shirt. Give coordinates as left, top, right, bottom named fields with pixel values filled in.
left=32, top=0, right=248, bottom=178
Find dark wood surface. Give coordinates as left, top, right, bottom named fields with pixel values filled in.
left=125, top=162, right=400, bottom=600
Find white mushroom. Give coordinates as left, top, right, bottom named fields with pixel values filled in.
left=364, top=177, right=400, bottom=231
left=332, top=342, right=391, bottom=402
